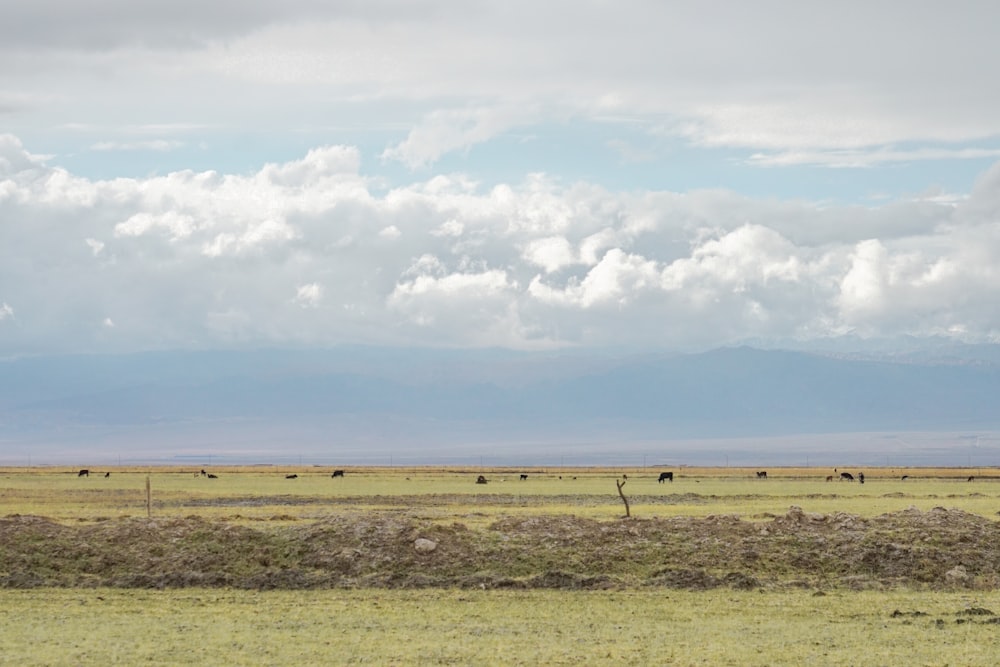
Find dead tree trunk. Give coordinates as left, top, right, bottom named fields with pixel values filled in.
left=616, top=479, right=631, bottom=518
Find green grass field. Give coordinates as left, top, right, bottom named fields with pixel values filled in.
left=1, top=465, right=996, bottom=523
left=3, top=588, right=1000, bottom=666
left=3, top=466, right=1000, bottom=665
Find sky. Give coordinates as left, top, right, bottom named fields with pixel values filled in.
left=3, top=1, right=1000, bottom=357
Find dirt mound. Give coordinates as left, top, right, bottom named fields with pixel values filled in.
left=2, top=507, right=999, bottom=590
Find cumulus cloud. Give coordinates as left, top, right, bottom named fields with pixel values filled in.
left=3, top=133, right=1000, bottom=354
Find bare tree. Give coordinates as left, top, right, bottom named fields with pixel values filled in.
left=616, top=479, right=631, bottom=518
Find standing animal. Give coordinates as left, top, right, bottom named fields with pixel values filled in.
left=826, top=475, right=834, bottom=482
left=840, top=472, right=855, bottom=481
left=104, top=472, right=110, bottom=478
left=476, top=475, right=488, bottom=484
left=200, top=469, right=207, bottom=477
left=658, top=471, right=674, bottom=483
left=756, top=471, right=768, bottom=479
left=519, top=474, right=528, bottom=480
left=77, top=469, right=89, bottom=477
left=331, top=470, right=345, bottom=478
left=968, top=476, right=975, bottom=482
left=285, top=474, right=298, bottom=479
left=858, top=472, right=865, bottom=484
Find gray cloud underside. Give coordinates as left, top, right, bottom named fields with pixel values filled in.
left=4, top=2, right=1000, bottom=163
left=3, top=134, right=1000, bottom=355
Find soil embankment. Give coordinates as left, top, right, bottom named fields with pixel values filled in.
left=2, top=506, right=998, bottom=590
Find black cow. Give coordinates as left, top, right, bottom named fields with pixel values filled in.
left=968, top=476, right=975, bottom=482
left=858, top=472, right=865, bottom=484
left=658, top=471, right=674, bottom=483
left=104, top=472, right=110, bottom=478
left=756, top=471, right=767, bottom=479
left=840, top=472, right=854, bottom=481
left=331, top=470, right=345, bottom=478
left=476, top=475, right=488, bottom=484
left=77, top=469, right=89, bottom=477
left=519, top=474, right=528, bottom=480
left=285, top=474, right=298, bottom=479
left=207, top=473, right=219, bottom=479
left=200, top=469, right=207, bottom=477
left=901, top=475, right=909, bottom=480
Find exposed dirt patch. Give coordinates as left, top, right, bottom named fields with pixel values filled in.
left=2, top=506, right=999, bottom=590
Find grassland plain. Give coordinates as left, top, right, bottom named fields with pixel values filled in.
left=2, top=466, right=1000, bottom=665
left=2, top=588, right=1000, bottom=666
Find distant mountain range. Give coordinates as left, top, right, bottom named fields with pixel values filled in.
left=2, top=344, right=1000, bottom=466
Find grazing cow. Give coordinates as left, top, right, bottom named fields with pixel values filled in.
left=104, top=472, right=110, bottom=478
left=331, top=469, right=345, bottom=478
left=901, top=475, right=909, bottom=480
left=285, top=474, right=298, bottom=479
left=519, top=474, right=528, bottom=481
left=968, top=476, right=975, bottom=482
left=840, top=472, right=855, bottom=482
left=658, top=471, right=674, bottom=483
left=207, top=473, right=218, bottom=479
left=858, top=472, right=865, bottom=484
left=77, top=469, right=89, bottom=477
left=476, top=475, right=488, bottom=484
left=756, top=471, right=767, bottom=479
left=826, top=475, right=834, bottom=482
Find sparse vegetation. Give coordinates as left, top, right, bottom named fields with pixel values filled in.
left=3, top=588, right=1000, bottom=666
left=2, top=465, right=999, bottom=590
left=3, top=466, right=1000, bottom=664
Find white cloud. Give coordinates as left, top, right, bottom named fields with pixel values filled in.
left=431, top=219, right=464, bottom=237
left=294, top=283, right=323, bottom=308
left=748, top=147, right=1000, bottom=169
left=91, top=140, right=184, bottom=152
left=379, top=225, right=401, bottom=240
left=85, top=238, right=104, bottom=255
left=3, top=2, right=1000, bottom=171
left=115, top=212, right=196, bottom=240
left=3, top=134, right=1000, bottom=354
left=381, top=106, right=536, bottom=169
left=838, top=239, right=889, bottom=319
left=523, top=236, right=577, bottom=273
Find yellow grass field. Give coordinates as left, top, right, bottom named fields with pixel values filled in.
left=3, top=465, right=1000, bottom=665
left=3, top=588, right=1000, bottom=666
left=1, top=465, right=996, bottom=524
